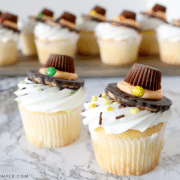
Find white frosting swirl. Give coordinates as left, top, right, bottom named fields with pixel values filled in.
left=138, top=14, right=166, bottom=30
left=76, top=16, right=99, bottom=32
left=82, top=96, right=171, bottom=134
left=34, top=23, right=79, bottom=41
left=95, top=22, right=141, bottom=41
left=0, top=28, right=19, bottom=43
left=18, top=20, right=38, bottom=33
left=157, top=24, right=180, bottom=42
left=14, top=78, right=86, bottom=113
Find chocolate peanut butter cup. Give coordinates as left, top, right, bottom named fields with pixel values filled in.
left=121, top=10, right=136, bottom=20
left=93, top=6, right=106, bottom=16
left=0, top=12, right=20, bottom=33
left=152, top=4, right=166, bottom=13
left=28, top=54, right=84, bottom=90
left=41, top=8, right=54, bottom=17
left=57, top=11, right=76, bottom=24
left=105, top=63, right=172, bottom=112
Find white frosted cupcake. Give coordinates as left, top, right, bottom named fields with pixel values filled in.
left=0, top=12, right=19, bottom=66
left=82, top=63, right=172, bottom=176
left=138, top=4, right=167, bottom=56
left=157, top=21, right=180, bottom=64
left=95, top=10, right=141, bottom=66
left=14, top=54, right=86, bottom=148
left=34, top=12, right=79, bottom=65
left=19, top=8, right=54, bottom=56
left=76, top=5, right=108, bottom=56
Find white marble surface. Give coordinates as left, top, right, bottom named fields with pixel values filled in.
left=0, top=76, right=180, bottom=180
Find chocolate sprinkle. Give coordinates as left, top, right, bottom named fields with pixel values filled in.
left=99, top=112, right=103, bottom=125
left=116, top=114, right=125, bottom=120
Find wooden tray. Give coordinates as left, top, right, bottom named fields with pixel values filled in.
left=0, top=51, right=180, bottom=77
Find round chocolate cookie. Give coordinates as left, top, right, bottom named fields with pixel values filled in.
left=105, top=83, right=172, bottom=113
left=27, top=70, right=84, bottom=90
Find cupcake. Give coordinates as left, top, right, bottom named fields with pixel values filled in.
left=0, top=12, right=20, bottom=66
left=82, top=63, right=172, bottom=176
left=95, top=10, right=142, bottom=66
left=138, top=4, right=167, bottom=56
left=157, top=19, right=180, bottom=64
left=19, top=8, right=54, bottom=56
left=76, top=5, right=107, bottom=56
left=14, top=54, right=86, bottom=148
left=34, top=11, right=79, bottom=65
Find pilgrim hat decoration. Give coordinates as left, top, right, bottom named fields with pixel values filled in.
left=29, top=8, right=54, bottom=22
left=141, top=3, right=167, bottom=22
left=112, top=10, right=140, bottom=32
left=105, top=63, right=172, bottom=112
left=0, top=12, right=20, bottom=33
left=82, top=5, right=107, bottom=22
left=27, top=54, right=84, bottom=90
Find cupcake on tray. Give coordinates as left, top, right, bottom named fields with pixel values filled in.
left=19, top=8, right=54, bottom=56
left=34, top=11, right=79, bottom=65
left=95, top=10, right=141, bottom=66
left=138, top=4, right=167, bottom=56
left=82, top=63, right=172, bottom=176
left=0, top=12, right=20, bottom=66
left=157, top=19, right=180, bottom=64
left=76, top=5, right=108, bottom=56
left=14, top=54, right=86, bottom=148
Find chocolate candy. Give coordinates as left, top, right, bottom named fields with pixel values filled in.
left=152, top=4, right=166, bottom=12
left=45, top=54, right=75, bottom=73
left=27, top=70, right=84, bottom=90
left=1, top=12, right=17, bottom=23
left=57, top=11, right=76, bottom=24
left=41, top=8, right=54, bottom=17
left=121, top=10, right=136, bottom=20
left=93, top=6, right=106, bottom=16
left=124, top=63, right=161, bottom=91
left=105, top=83, right=172, bottom=112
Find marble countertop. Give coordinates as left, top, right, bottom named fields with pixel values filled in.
left=0, top=76, right=180, bottom=180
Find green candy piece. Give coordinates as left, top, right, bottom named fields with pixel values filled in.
left=46, top=67, right=56, bottom=77
left=71, top=90, right=77, bottom=95
left=38, top=13, right=43, bottom=19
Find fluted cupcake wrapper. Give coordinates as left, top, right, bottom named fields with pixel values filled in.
left=19, top=105, right=82, bottom=148
left=90, top=123, right=166, bottom=176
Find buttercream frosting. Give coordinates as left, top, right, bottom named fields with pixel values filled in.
left=34, top=23, right=79, bottom=41
left=14, top=77, right=86, bottom=113
left=0, top=28, right=19, bottom=43
left=82, top=96, right=171, bottom=134
left=18, top=20, right=38, bottom=33
left=95, top=22, right=141, bottom=41
left=157, top=24, right=180, bottom=42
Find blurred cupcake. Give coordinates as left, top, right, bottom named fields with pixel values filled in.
left=19, top=8, right=54, bottom=56
left=76, top=5, right=107, bottom=56
left=95, top=10, right=141, bottom=66
left=138, top=4, right=167, bottom=56
left=157, top=20, right=180, bottom=64
left=34, top=11, right=79, bottom=65
left=0, top=12, right=20, bottom=66
left=14, top=54, right=86, bottom=148
left=82, top=63, right=172, bottom=176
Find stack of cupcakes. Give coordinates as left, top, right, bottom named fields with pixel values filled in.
left=77, top=5, right=108, bottom=56
left=95, top=10, right=142, bottom=65
left=14, top=54, right=86, bottom=148
left=34, top=11, right=79, bottom=65
left=0, top=12, right=20, bottom=66
left=82, top=63, right=172, bottom=176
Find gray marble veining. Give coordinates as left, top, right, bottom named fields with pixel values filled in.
left=0, top=76, right=180, bottom=180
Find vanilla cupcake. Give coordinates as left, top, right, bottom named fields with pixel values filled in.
left=0, top=12, right=20, bottom=66
left=138, top=4, right=167, bottom=56
left=34, top=12, right=79, bottom=65
left=95, top=10, right=141, bottom=66
left=76, top=5, right=107, bottom=56
left=157, top=20, right=180, bottom=64
left=19, top=8, right=54, bottom=56
left=14, top=54, right=86, bottom=148
left=82, top=63, right=172, bottom=176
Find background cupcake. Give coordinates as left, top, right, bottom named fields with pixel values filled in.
left=0, top=12, right=20, bottom=66
left=34, top=11, right=79, bottom=65
left=14, top=54, right=86, bottom=148
left=157, top=19, right=180, bottom=64
left=138, top=4, right=167, bottom=56
left=95, top=10, right=142, bottom=66
left=76, top=5, right=107, bottom=56
left=19, top=8, right=54, bottom=56
left=82, top=63, right=172, bottom=176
